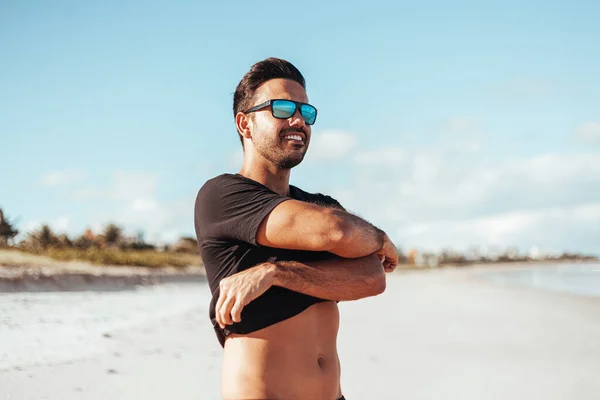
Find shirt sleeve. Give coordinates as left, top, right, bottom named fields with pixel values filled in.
left=194, top=175, right=292, bottom=245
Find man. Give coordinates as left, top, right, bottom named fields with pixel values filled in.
left=194, top=57, right=398, bottom=400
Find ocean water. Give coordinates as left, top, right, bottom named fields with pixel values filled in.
left=479, top=262, right=600, bottom=298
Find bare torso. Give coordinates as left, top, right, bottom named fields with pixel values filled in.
left=221, top=301, right=342, bottom=400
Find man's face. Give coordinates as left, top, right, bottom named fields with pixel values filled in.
left=247, top=78, right=312, bottom=169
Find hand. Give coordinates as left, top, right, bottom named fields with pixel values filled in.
left=377, top=234, right=398, bottom=273
left=215, top=263, right=276, bottom=329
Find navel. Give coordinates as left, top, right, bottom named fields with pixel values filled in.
left=317, top=356, right=326, bottom=368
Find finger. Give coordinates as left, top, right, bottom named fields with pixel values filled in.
left=220, top=295, right=236, bottom=326
left=215, top=291, right=227, bottom=328
left=230, top=298, right=244, bottom=323
left=217, top=295, right=233, bottom=327
left=384, top=260, right=395, bottom=272
left=217, top=302, right=228, bottom=328
left=387, top=254, right=398, bottom=266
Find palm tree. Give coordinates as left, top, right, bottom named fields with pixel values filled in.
left=0, top=208, right=19, bottom=247
left=73, top=234, right=94, bottom=249
left=36, top=224, right=57, bottom=249
left=103, top=223, right=122, bottom=247
left=22, top=224, right=57, bottom=250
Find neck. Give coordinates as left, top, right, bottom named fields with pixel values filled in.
left=239, top=152, right=291, bottom=196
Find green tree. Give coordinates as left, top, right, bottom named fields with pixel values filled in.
left=56, top=234, right=73, bottom=248
left=24, top=224, right=58, bottom=250
left=0, top=208, right=19, bottom=247
left=103, top=223, right=122, bottom=247
left=73, top=236, right=90, bottom=249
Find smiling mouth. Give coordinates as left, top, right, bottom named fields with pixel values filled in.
left=282, top=133, right=305, bottom=145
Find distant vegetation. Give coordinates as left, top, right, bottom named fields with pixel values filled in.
left=0, top=207, right=201, bottom=268
left=0, top=209, right=19, bottom=247
left=0, top=207, right=596, bottom=269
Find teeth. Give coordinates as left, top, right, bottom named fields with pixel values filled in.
left=284, top=135, right=303, bottom=142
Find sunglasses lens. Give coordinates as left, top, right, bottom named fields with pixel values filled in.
left=272, top=100, right=296, bottom=119
left=300, top=104, right=317, bottom=125
left=271, top=100, right=317, bottom=125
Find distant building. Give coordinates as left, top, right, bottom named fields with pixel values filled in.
left=529, top=246, right=541, bottom=260
left=84, top=228, right=95, bottom=241
left=413, top=251, right=439, bottom=268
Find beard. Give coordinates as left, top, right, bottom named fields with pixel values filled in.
left=253, top=129, right=308, bottom=169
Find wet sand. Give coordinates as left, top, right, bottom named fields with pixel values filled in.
left=1, top=265, right=600, bottom=399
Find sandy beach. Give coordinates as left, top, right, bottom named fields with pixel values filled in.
left=2, top=264, right=600, bottom=400
left=0, top=249, right=205, bottom=293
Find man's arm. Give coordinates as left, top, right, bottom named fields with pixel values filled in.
left=214, top=252, right=391, bottom=329
left=272, top=255, right=386, bottom=300
left=256, top=200, right=398, bottom=265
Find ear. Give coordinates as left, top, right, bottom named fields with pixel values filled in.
left=235, top=112, right=252, bottom=140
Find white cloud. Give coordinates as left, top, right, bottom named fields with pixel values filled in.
left=41, top=170, right=84, bottom=187
left=69, top=171, right=190, bottom=244
left=329, top=147, right=600, bottom=255
left=109, top=172, right=157, bottom=201
left=131, top=198, right=158, bottom=212
left=459, top=141, right=482, bottom=153
left=22, top=215, right=71, bottom=235
left=23, top=220, right=41, bottom=233
left=354, top=148, right=407, bottom=167
left=73, top=187, right=101, bottom=201
left=427, top=117, right=486, bottom=153
left=438, top=117, right=480, bottom=134
left=575, top=121, right=600, bottom=142
left=54, top=216, right=70, bottom=233
left=74, top=171, right=158, bottom=202
left=98, top=198, right=192, bottom=245
left=306, top=130, right=357, bottom=162
left=395, top=203, right=600, bottom=255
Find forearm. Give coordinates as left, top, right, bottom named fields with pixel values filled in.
left=270, top=254, right=386, bottom=301
left=327, top=209, right=387, bottom=259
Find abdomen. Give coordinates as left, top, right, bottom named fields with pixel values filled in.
left=221, top=301, right=342, bottom=399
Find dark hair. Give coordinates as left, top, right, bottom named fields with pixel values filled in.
left=233, top=57, right=306, bottom=145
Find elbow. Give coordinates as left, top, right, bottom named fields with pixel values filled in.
left=341, top=267, right=386, bottom=302
left=347, top=272, right=385, bottom=301
left=367, top=271, right=386, bottom=296
left=351, top=259, right=386, bottom=300
left=341, top=255, right=387, bottom=301
left=364, top=255, right=386, bottom=296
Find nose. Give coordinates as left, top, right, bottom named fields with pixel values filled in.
left=288, top=108, right=306, bottom=128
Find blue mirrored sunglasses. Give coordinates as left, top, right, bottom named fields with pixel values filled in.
left=245, top=99, right=318, bottom=125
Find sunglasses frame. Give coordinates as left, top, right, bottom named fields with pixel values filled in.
left=244, top=99, right=318, bottom=125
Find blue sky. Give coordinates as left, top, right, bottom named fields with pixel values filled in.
left=1, top=0, right=599, bottom=256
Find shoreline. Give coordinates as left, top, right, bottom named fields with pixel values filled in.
left=0, top=271, right=206, bottom=293
left=2, top=248, right=597, bottom=293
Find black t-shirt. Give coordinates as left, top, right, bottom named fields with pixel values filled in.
left=194, top=173, right=344, bottom=347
